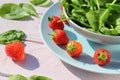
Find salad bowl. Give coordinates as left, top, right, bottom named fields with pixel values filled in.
left=62, top=0, right=120, bottom=44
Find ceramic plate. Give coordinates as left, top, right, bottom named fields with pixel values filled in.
left=40, top=2, right=120, bottom=74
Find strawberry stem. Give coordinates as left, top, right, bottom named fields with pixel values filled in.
left=48, top=16, right=53, bottom=22
left=48, top=31, right=55, bottom=39
left=58, top=17, right=72, bottom=23
left=67, top=42, right=76, bottom=52
left=98, top=51, right=108, bottom=61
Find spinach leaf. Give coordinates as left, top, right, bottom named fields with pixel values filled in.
left=29, top=0, right=45, bottom=5
left=86, top=10, right=99, bottom=31
left=0, top=3, right=29, bottom=20
left=0, top=3, right=17, bottom=16
left=29, top=0, right=52, bottom=7
left=115, top=18, right=120, bottom=33
left=9, top=74, right=27, bottom=80
left=29, top=75, right=52, bottom=80
left=99, top=9, right=110, bottom=28
left=71, top=0, right=82, bottom=6
left=100, top=27, right=118, bottom=35
left=115, top=26, right=120, bottom=34
left=107, top=4, right=120, bottom=13
left=8, top=74, right=53, bottom=80
left=0, top=30, right=25, bottom=44
left=89, top=0, right=97, bottom=10
left=99, top=0, right=117, bottom=28
left=106, top=11, right=120, bottom=27
left=0, top=3, right=39, bottom=20
left=70, top=3, right=90, bottom=27
left=20, top=3, right=39, bottom=17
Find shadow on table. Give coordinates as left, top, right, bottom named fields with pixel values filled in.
left=62, top=61, right=120, bottom=80
left=14, top=53, right=40, bottom=70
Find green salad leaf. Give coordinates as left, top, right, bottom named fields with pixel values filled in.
left=0, top=3, right=39, bottom=20
left=29, top=0, right=52, bottom=7
left=20, top=3, right=39, bottom=17
left=60, top=0, right=120, bottom=36
left=0, top=30, right=25, bottom=44
left=9, top=74, right=27, bottom=80
left=8, top=74, right=52, bottom=80
left=29, top=75, right=52, bottom=80
left=86, top=10, right=99, bottom=31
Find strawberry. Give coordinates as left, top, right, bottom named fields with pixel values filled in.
left=93, top=48, right=111, bottom=66
left=48, top=16, right=64, bottom=30
left=66, top=41, right=82, bottom=57
left=51, top=29, right=69, bottom=45
left=5, top=41, right=25, bottom=62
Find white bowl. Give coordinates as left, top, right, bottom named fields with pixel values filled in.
left=63, top=8, right=120, bottom=44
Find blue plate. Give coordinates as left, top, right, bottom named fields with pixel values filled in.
left=40, top=2, right=120, bottom=74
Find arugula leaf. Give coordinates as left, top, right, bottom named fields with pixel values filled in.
left=29, top=75, right=52, bottom=80
left=0, top=30, right=25, bottom=44
left=9, top=74, right=27, bottom=80
left=0, top=3, right=39, bottom=20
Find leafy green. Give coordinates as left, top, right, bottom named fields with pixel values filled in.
left=60, top=0, right=120, bottom=36
left=19, top=3, right=39, bottom=17
left=29, top=0, right=52, bottom=7
left=99, top=0, right=116, bottom=28
left=8, top=74, right=52, bottom=80
left=0, top=3, right=39, bottom=20
left=0, top=30, right=25, bottom=44
left=86, top=10, right=99, bottom=31
left=29, top=0, right=45, bottom=5
left=9, top=74, right=27, bottom=80
left=29, top=75, right=52, bottom=80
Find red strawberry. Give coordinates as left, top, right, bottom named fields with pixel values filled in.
left=93, top=48, right=111, bottom=66
left=48, top=16, right=64, bottom=30
left=5, top=41, right=25, bottom=62
left=66, top=41, right=82, bottom=57
left=51, top=29, right=69, bottom=45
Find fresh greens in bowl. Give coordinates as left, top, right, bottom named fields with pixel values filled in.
left=60, top=0, right=120, bottom=36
